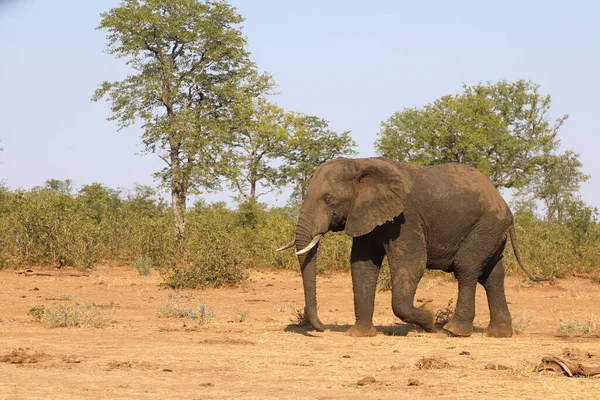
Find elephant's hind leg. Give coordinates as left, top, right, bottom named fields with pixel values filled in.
left=346, top=235, right=384, bottom=337
left=443, top=222, right=504, bottom=337
left=479, top=257, right=513, bottom=337
left=443, top=272, right=477, bottom=337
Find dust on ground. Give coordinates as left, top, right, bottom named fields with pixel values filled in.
left=1, top=265, right=599, bottom=399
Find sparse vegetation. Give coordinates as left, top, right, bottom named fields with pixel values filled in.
left=29, top=302, right=112, bottom=328
left=157, top=293, right=214, bottom=327
left=512, top=312, right=534, bottom=334
left=291, top=309, right=309, bottom=326
left=275, top=301, right=297, bottom=313
left=557, top=317, right=599, bottom=335
left=232, top=310, right=248, bottom=323
left=131, top=254, right=153, bottom=276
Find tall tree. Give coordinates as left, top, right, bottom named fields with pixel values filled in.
left=92, top=0, right=266, bottom=242
left=375, top=80, right=567, bottom=189
left=45, top=179, right=74, bottom=195
left=519, top=150, right=589, bottom=223
left=282, top=114, right=356, bottom=201
left=228, top=84, right=288, bottom=200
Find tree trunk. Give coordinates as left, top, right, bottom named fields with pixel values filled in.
left=172, top=186, right=186, bottom=243
left=169, top=136, right=186, bottom=245
left=250, top=176, right=256, bottom=200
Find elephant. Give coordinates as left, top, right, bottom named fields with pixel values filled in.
left=276, top=157, right=547, bottom=338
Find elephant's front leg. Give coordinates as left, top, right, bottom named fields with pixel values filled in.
left=388, top=236, right=435, bottom=332
left=346, top=236, right=384, bottom=337
left=389, top=263, right=435, bottom=332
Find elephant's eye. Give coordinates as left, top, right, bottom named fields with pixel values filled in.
left=323, top=195, right=333, bottom=205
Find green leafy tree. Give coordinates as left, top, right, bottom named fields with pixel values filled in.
left=228, top=88, right=288, bottom=200
left=124, top=184, right=168, bottom=217
left=282, top=114, right=356, bottom=201
left=92, top=0, right=266, bottom=242
left=45, top=179, right=74, bottom=195
left=77, top=183, right=122, bottom=224
left=375, top=80, right=567, bottom=189
left=518, top=150, right=590, bottom=223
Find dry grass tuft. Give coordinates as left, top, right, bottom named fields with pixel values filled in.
left=29, top=302, right=112, bottom=328
left=157, top=292, right=214, bottom=327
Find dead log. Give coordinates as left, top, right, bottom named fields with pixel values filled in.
left=537, top=356, right=600, bottom=377
left=15, top=269, right=89, bottom=277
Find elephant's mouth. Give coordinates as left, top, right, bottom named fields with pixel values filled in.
left=329, top=216, right=346, bottom=232
left=330, top=224, right=345, bottom=232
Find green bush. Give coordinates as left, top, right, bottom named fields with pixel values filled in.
left=505, top=212, right=600, bottom=278
left=0, top=189, right=101, bottom=269
left=161, top=205, right=250, bottom=289
left=1, top=182, right=599, bottom=288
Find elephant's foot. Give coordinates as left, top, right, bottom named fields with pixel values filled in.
left=346, top=323, right=377, bottom=337
left=412, top=303, right=436, bottom=332
left=485, top=321, right=513, bottom=338
left=443, top=318, right=473, bottom=337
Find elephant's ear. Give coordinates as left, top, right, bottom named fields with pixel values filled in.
left=345, top=159, right=410, bottom=237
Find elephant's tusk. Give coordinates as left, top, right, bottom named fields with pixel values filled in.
left=296, top=234, right=322, bottom=255
left=275, top=240, right=295, bottom=252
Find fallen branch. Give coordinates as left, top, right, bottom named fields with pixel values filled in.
left=15, top=270, right=89, bottom=277
left=537, top=356, right=600, bottom=377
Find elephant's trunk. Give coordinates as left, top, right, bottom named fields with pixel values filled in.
left=295, top=222, right=325, bottom=332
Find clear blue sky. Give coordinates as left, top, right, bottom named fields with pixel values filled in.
left=1, top=0, right=598, bottom=208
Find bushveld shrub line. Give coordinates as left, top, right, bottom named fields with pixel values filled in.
left=0, top=186, right=598, bottom=288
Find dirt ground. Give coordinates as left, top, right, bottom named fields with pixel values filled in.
left=1, top=265, right=599, bottom=399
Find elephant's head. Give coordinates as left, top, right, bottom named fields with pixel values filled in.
left=278, top=157, right=411, bottom=331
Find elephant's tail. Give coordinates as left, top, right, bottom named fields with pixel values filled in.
left=508, top=224, right=553, bottom=282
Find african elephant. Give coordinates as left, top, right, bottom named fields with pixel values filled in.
left=277, top=157, right=546, bottom=338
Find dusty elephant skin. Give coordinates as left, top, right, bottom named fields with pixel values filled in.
left=281, top=157, right=546, bottom=338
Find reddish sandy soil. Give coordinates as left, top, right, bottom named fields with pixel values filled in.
left=1, top=265, right=600, bottom=399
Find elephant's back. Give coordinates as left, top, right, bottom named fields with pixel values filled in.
left=409, top=164, right=512, bottom=252
left=417, top=163, right=510, bottom=219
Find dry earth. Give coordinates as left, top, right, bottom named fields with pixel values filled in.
left=1, top=265, right=600, bottom=399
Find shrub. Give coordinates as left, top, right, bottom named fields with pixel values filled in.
left=161, top=206, right=249, bottom=289
left=131, top=254, right=153, bottom=276
left=557, top=317, right=598, bottom=335
left=1, top=181, right=599, bottom=286
left=0, top=189, right=101, bottom=269
left=504, top=212, right=600, bottom=278
left=29, top=302, right=112, bottom=328
left=157, top=293, right=214, bottom=327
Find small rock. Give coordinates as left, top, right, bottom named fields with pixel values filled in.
left=459, top=351, right=470, bottom=356
left=199, top=383, right=214, bottom=387
left=407, top=378, right=422, bottom=386
left=162, top=368, right=173, bottom=372
left=357, top=376, right=376, bottom=386
left=415, top=356, right=450, bottom=370
left=484, top=363, right=510, bottom=371
left=393, top=350, right=399, bottom=353
left=343, top=355, right=351, bottom=359
left=32, top=288, right=39, bottom=291
left=562, top=347, right=594, bottom=360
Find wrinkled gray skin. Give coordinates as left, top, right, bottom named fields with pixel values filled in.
left=291, top=157, right=535, bottom=338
